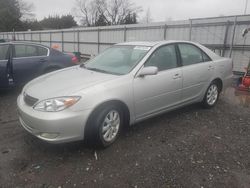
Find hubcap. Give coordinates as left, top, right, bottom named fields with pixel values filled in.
left=206, top=84, right=218, bottom=106
left=102, top=110, right=120, bottom=142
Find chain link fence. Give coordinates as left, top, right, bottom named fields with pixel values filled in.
left=1, top=14, right=250, bottom=73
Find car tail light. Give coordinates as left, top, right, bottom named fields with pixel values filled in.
left=71, top=56, right=79, bottom=64
left=242, top=76, right=250, bottom=87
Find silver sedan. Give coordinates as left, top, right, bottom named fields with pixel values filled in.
left=17, top=41, right=233, bottom=147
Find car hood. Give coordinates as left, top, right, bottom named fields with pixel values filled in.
left=24, top=66, right=119, bottom=100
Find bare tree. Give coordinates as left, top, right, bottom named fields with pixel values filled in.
left=19, top=0, right=35, bottom=21
left=74, top=0, right=142, bottom=26
left=74, top=0, right=107, bottom=26
left=105, top=0, right=142, bottom=25
left=74, top=0, right=91, bottom=26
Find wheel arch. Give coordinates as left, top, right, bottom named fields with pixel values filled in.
left=212, top=77, right=223, bottom=92
left=84, top=99, right=131, bottom=137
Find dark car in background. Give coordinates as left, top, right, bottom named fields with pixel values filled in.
left=0, top=42, right=79, bottom=88
left=0, top=39, right=11, bottom=43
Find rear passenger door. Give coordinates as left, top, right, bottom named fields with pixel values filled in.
left=12, top=44, right=49, bottom=85
left=0, top=44, right=10, bottom=88
left=177, top=43, right=214, bottom=103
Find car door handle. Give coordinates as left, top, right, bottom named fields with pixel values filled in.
left=173, top=73, right=181, bottom=79
left=208, top=65, right=214, bottom=70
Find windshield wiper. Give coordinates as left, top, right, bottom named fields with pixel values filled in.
left=85, top=67, right=111, bottom=74
left=85, top=67, right=122, bottom=75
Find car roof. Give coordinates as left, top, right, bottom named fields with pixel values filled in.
left=117, top=41, right=161, bottom=47
left=1, top=41, right=50, bottom=48
left=116, top=40, right=197, bottom=47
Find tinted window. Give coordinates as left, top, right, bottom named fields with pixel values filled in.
left=25, top=45, right=37, bottom=57
left=14, top=44, right=48, bottom=58
left=178, top=44, right=203, bottom=66
left=0, top=45, right=9, bottom=60
left=37, top=46, right=48, bottom=56
left=145, top=45, right=178, bottom=71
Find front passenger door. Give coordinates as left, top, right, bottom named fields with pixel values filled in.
left=0, top=44, right=10, bottom=88
left=133, top=44, right=182, bottom=119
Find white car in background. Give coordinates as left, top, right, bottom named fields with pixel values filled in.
left=17, top=41, right=233, bottom=147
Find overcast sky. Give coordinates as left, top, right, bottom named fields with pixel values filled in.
left=26, top=0, right=249, bottom=22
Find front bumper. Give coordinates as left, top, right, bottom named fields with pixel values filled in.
left=17, top=95, right=92, bottom=144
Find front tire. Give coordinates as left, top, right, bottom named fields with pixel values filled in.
left=202, top=82, right=220, bottom=108
left=85, top=104, right=124, bottom=147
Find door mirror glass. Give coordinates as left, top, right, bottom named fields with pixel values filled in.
left=138, top=66, right=158, bottom=77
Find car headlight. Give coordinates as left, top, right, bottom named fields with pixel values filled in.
left=33, top=96, right=81, bottom=112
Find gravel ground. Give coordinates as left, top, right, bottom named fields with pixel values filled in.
left=0, top=87, right=250, bottom=188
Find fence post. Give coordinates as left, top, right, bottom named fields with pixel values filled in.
left=49, top=32, right=52, bottom=47
left=62, top=31, right=64, bottom=52
left=31, top=32, right=33, bottom=41
left=124, top=26, right=127, bottom=42
left=163, top=24, right=167, bottom=40
left=39, top=32, right=42, bottom=44
left=229, top=16, right=237, bottom=58
left=77, top=30, right=80, bottom=52
left=222, top=21, right=230, bottom=57
left=189, top=19, right=193, bottom=41
left=23, top=33, right=25, bottom=41
left=97, top=28, right=100, bottom=54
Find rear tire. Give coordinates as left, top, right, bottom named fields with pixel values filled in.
left=85, top=104, right=124, bottom=148
left=202, top=82, right=220, bottom=108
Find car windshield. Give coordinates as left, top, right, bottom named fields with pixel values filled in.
left=84, top=45, right=151, bottom=75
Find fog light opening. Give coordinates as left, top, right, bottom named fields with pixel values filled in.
left=39, top=133, right=59, bottom=139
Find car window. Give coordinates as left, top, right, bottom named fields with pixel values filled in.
left=0, top=45, right=9, bottom=60
left=25, top=45, right=37, bottom=57
left=178, top=44, right=203, bottom=66
left=85, top=45, right=150, bottom=75
left=14, top=44, right=48, bottom=58
left=37, top=46, right=48, bottom=56
left=14, top=45, right=26, bottom=57
left=145, top=45, right=178, bottom=71
left=202, top=51, right=211, bottom=62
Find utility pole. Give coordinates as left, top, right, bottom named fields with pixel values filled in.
left=244, top=0, right=249, bottom=14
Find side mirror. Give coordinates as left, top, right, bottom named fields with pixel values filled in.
left=138, top=66, right=158, bottom=77
left=242, top=28, right=249, bottom=37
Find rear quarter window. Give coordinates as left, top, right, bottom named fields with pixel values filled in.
left=37, top=46, right=48, bottom=56
left=202, top=51, right=212, bottom=62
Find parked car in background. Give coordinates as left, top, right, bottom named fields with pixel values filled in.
left=0, top=39, right=11, bottom=43
left=17, top=41, right=233, bottom=147
left=0, top=42, right=79, bottom=88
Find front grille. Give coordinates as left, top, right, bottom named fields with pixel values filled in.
left=24, top=93, right=38, bottom=106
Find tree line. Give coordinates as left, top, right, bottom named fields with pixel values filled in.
left=0, top=0, right=151, bottom=32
